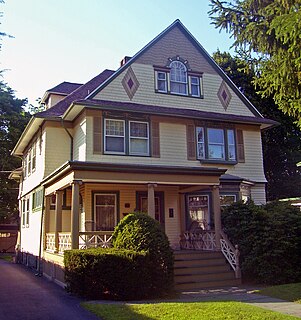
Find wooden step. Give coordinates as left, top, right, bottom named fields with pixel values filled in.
left=174, top=251, right=222, bottom=260
left=175, top=270, right=235, bottom=283
left=174, top=264, right=231, bottom=275
left=175, top=278, right=241, bottom=291
left=174, top=257, right=226, bottom=268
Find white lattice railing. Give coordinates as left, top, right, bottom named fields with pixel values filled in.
left=79, top=231, right=113, bottom=249
left=58, top=233, right=72, bottom=254
left=46, top=233, right=55, bottom=252
left=180, top=230, right=217, bottom=251
left=220, top=231, right=241, bottom=279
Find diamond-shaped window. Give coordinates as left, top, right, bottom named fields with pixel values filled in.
left=218, top=81, right=232, bottom=110
left=122, top=67, right=140, bottom=100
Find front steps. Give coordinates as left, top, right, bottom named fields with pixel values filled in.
left=174, top=250, right=241, bottom=291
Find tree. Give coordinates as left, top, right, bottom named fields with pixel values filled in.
left=213, top=50, right=301, bottom=200
left=0, top=82, right=30, bottom=223
left=209, top=0, right=301, bottom=126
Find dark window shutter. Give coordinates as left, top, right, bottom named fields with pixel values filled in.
left=237, top=129, right=245, bottom=162
left=151, top=121, right=160, bottom=157
left=93, top=117, right=102, bottom=154
left=187, top=124, right=196, bottom=160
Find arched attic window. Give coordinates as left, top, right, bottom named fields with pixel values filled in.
left=170, top=60, right=188, bottom=95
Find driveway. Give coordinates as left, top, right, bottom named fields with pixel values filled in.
left=0, top=259, right=100, bottom=320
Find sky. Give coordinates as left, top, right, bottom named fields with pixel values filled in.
left=0, top=0, right=234, bottom=107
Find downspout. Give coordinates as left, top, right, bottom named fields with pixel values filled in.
left=36, top=186, right=45, bottom=276
left=61, top=118, right=73, bottom=161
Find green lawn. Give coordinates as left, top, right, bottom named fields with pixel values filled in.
left=0, top=254, right=13, bottom=262
left=258, top=283, right=301, bottom=304
left=82, top=301, right=299, bottom=320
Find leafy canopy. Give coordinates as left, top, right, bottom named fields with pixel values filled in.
left=209, top=0, right=301, bottom=126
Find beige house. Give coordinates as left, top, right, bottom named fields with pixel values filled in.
left=12, top=20, right=276, bottom=289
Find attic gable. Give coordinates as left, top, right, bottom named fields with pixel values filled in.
left=89, top=20, right=262, bottom=119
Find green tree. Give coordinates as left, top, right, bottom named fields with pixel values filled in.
left=213, top=50, right=301, bottom=200
left=209, top=0, right=301, bottom=126
left=0, top=82, right=30, bottom=223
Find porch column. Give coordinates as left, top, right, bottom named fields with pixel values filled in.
left=71, top=180, right=82, bottom=249
left=54, top=190, right=63, bottom=252
left=44, top=195, right=51, bottom=250
left=147, top=183, right=157, bottom=219
left=212, top=185, right=221, bottom=250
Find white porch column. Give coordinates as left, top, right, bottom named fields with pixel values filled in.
left=54, top=190, right=63, bottom=253
left=212, top=185, right=221, bottom=250
left=71, top=180, right=82, bottom=249
left=147, top=183, right=157, bottom=219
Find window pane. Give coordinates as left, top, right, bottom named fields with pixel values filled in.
left=208, top=145, right=224, bottom=159
left=130, top=138, right=148, bottom=154
left=105, top=137, right=124, bottom=153
left=220, top=195, right=236, bottom=206
left=158, top=80, right=166, bottom=92
left=227, top=130, right=235, bottom=144
left=191, top=77, right=199, bottom=85
left=158, top=72, right=166, bottom=80
left=228, top=145, right=236, bottom=160
left=197, top=127, right=204, bottom=142
left=208, top=129, right=224, bottom=144
left=130, top=122, right=148, bottom=138
left=106, top=120, right=124, bottom=136
left=170, top=82, right=187, bottom=94
left=96, top=195, right=115, bottom=205
left=198, top=143, right=205, bottom=159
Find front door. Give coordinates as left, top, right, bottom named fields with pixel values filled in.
left=94, top=193, right=117, bottom=231
left=137, top=192, right=165, bottom=229
left=186, top=194, right=210, bottom=231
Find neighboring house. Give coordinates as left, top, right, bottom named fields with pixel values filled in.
left=11, top=20, right=276, bottom=289
left=0, top=224, right=18, bottom=253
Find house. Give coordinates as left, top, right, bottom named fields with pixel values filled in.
left=11, top=20, right=276, bottom=289
left=0, top=224, right=18, bottom=253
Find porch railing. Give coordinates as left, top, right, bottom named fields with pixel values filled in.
left=45, top=231, right=113, bottom=254
left=180, top=229, right=241, bottom=279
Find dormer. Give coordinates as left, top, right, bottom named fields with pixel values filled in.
left=41, top=81, right=82, bottom=109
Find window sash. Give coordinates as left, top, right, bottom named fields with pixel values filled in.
left=157, top=71, right=167, bottom=93
left=190, top=76, right=200, bottom=97
left=170, top=61, right=188, bottom=95
left=208, top=128, right=225, bottom=160
left=32, top=143, right=36, bottom=171
left=104, top=119, right=125, bottom=154
left=227, top=129, right=236, bottom=161
left=94, top=193, right=117, bottom=231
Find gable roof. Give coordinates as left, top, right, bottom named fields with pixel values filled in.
left=86, top=19, right=263, bottom=118
left=36, top=69, right=115, bottom=119
left=47, top=81, right=83, bottom=95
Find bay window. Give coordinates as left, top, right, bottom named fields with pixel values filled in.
left=196, top=127, right=237, bottom=162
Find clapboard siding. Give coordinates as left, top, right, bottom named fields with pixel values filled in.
left=73, top=117, right=87, bottom=161
left=95, top=63, right=255, bottom=117
left=251, top=184, right=267, bottom=205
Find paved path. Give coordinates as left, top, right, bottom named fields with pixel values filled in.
left=0, top=259, right=99, bottom=320
left=178, top=287, right=301, bottom=318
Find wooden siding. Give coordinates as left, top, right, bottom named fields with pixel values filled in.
left=251, top=184, right=267, bottom=204
left=73, top=117, right=87, bottom=161
left=44, top=127, right=72, bottom=177
left=95, top=63, right=255, bottom=117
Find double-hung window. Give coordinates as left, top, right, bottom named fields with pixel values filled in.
left=190, top=76, right=200, bottom=97
left=104, top=119, right=125, bottom=154
left=157, top=72, right=167, bottom=93
left=196, top=127, right=237, bottom=162
left=104, top=118, right=149, bottom=156
left=170, top=61, right=188, bottom=95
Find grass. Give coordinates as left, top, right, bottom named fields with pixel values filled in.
left=82, top=301, right=300, bottom=320
left=0, top=254, right=14, bottom=262
left=258, top=283, right=301, bottom=304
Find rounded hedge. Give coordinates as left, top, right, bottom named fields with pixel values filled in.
left=112, top=212, right=174, bottom=297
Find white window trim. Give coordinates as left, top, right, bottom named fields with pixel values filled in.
left=190, top=76, right=201, bottom=97
left=104, top=119, right=126, bottom=155
left=129, top=120, right=150, bottom=156
left=157, top=71, right=167, bottom=93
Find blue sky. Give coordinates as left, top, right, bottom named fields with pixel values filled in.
left=0, top=0, right=234, bottom=106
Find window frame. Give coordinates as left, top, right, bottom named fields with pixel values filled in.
left=196, top=126, right=237, bottom=163
left=169, top=60, right=188, bottom=95
left=104, top=119, right=126, bottom=155
left=157, top=71, right=167, bottom=93
left=103, top=118, right=150, bottom=157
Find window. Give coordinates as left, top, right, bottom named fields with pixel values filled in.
left=32, top=188, right=43, bottom=211
left=187, top=195, right=210, bottom=230
left=220, top=195, right=237, bottom=207
left=104, top=119, right=125, bottom=154
left=94, top=193, right=117, bottom=231
left=154, top=58, right=203, bottom=98
left=26, top=198, right=30, bottom=227
left=27, top=150, right=32, bottom=176
left=23, top=142, right=37, bottom=179
left=196, top=127, right=236, bottom=162
left=104, top=118, right=149, bottom=156
left=21, top=197, right=30, bottom=227
left=32, top=142, right=36, bottom=171
left=157, top=71, right=167, bottom=93
left=170, top=61, right=187, bottom=95
left=190, top=76, right=200, bottom=97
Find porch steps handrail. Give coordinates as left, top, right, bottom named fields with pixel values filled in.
left=220, top=230, right=241, bottom=279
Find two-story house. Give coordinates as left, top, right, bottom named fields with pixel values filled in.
left=11, top=20, right=276, bottom=289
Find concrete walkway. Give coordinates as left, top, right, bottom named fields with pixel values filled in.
left=0, top=259, right=99, bottom=320
left=178, top=287, right=301, bottom=318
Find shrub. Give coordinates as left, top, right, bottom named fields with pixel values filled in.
left=64, top=248, right=152, bottom=300
left=112, top=212, right=174, bottom=296
left=222, top=201, right=301, bottom=284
